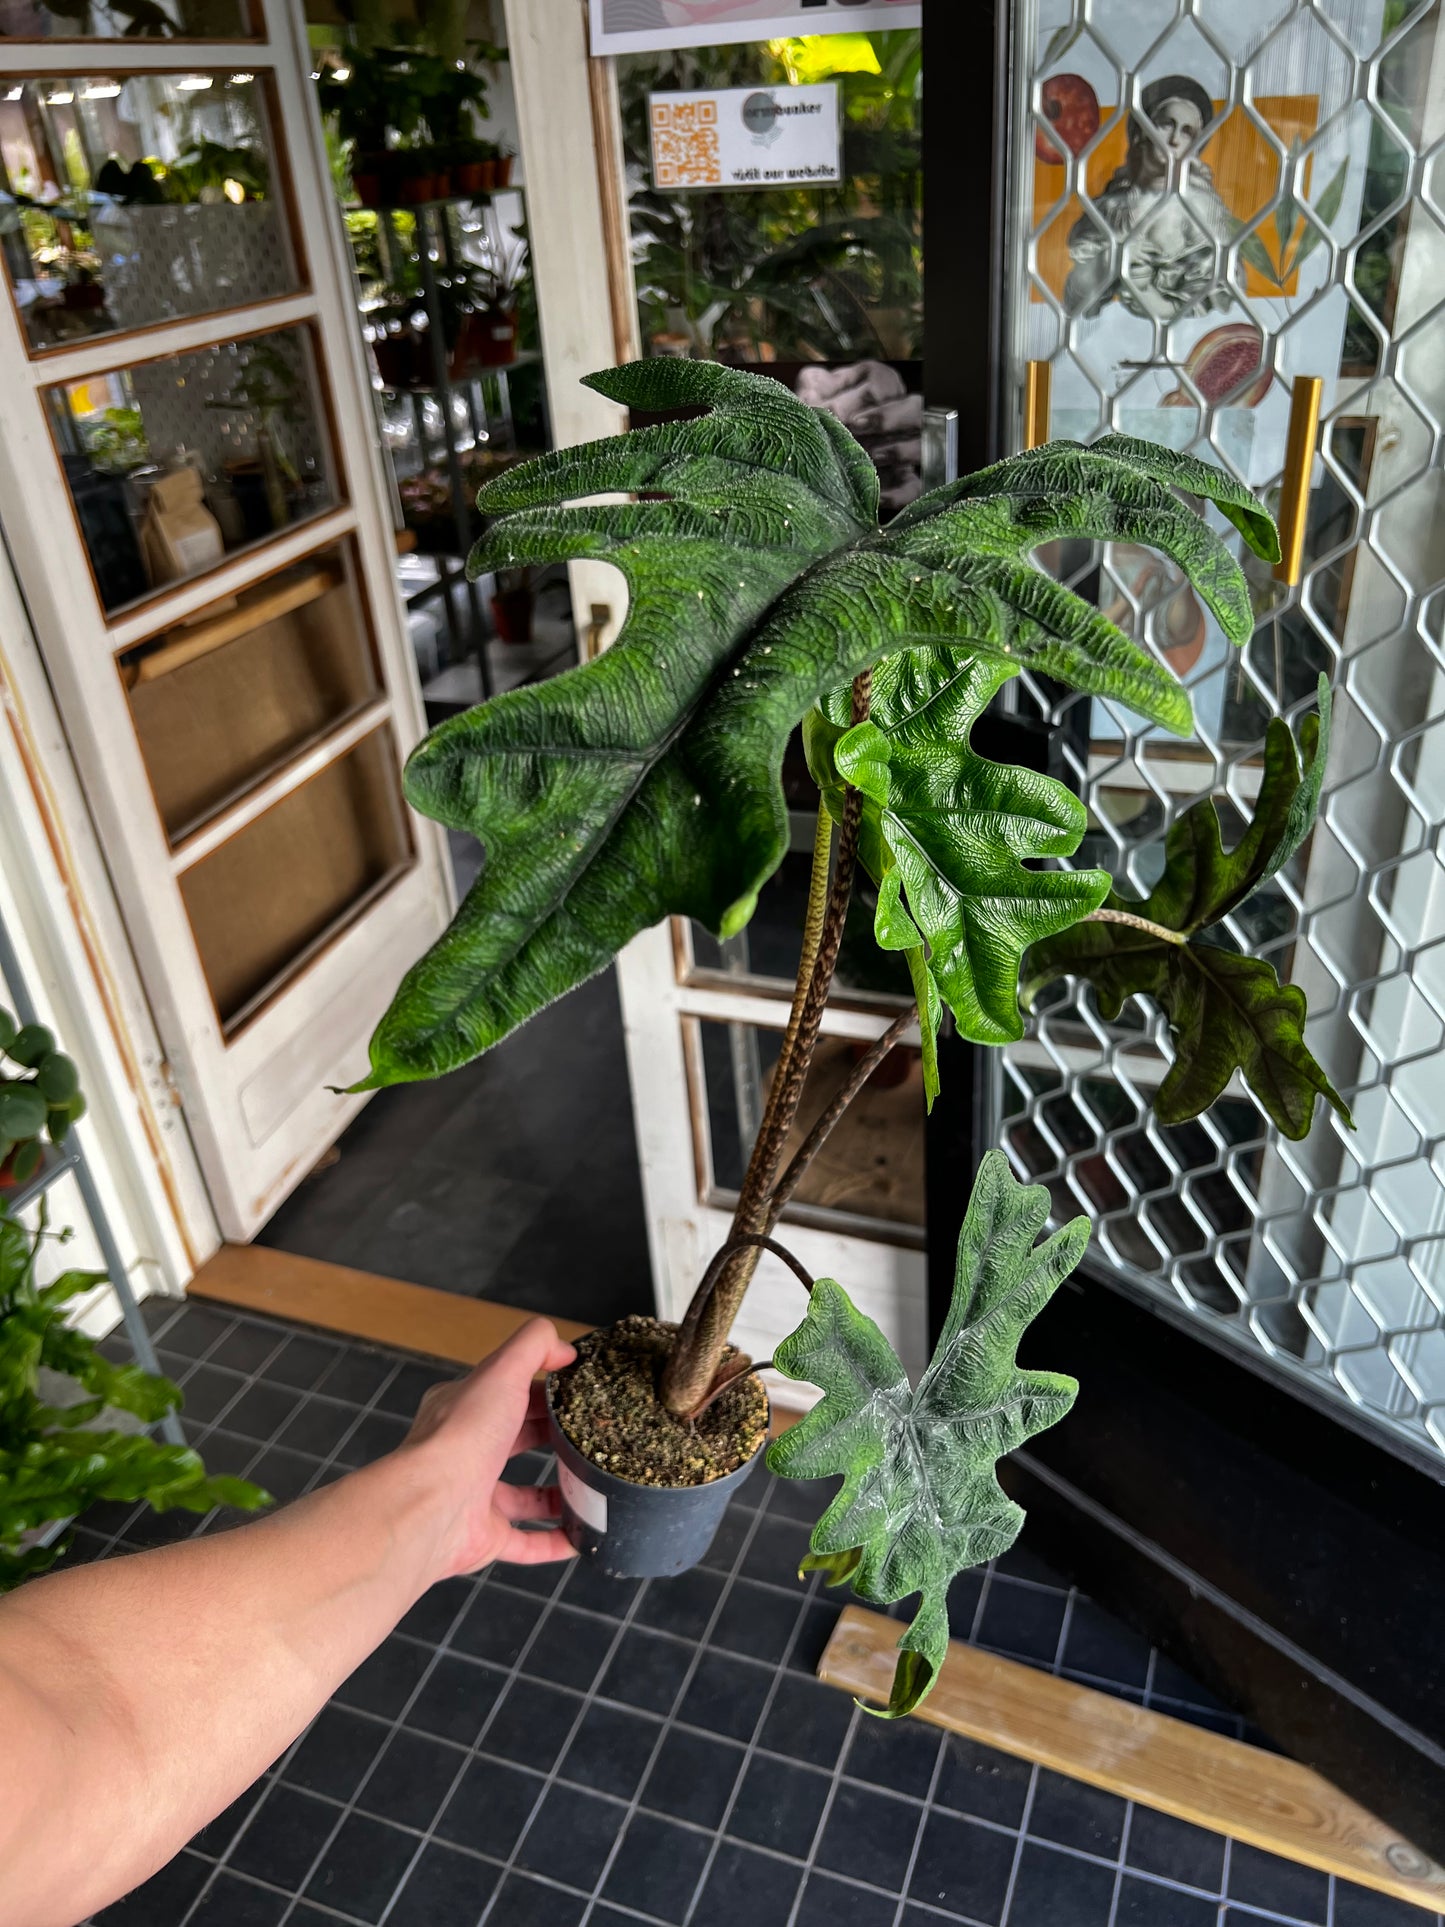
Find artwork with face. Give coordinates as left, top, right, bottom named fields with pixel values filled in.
left=1063, top=75, right=1235, bottom=323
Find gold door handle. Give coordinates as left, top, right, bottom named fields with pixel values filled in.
left=1023, top=359, right=1052, bottom=450
left=1274, top=375, right=1324, bottom=587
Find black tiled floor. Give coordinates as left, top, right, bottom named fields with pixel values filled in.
left=81, top=1299, right=1444, bottom=1927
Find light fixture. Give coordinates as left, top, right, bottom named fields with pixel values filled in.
left=45, top=90, right=75, bottom=106
left=229, top=72, right=254, bottom=84
left=81, top=82, right=122, bottom=99
left=332, top=64, right=351, bottom=80
left=177, top=74, right=213, bottom=91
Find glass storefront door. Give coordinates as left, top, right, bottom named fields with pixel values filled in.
left=997, top=0, right=1445, bottom=1469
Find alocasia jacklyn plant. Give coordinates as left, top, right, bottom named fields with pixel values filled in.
left=351, top=358, right=1346, bottom=1713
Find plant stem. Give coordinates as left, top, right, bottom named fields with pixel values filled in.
left=1082, top=907, right=1188, bottom=946
left=660, top=672, right=872, bottom=1416
left=765, top=1006, right=916, bottom=1231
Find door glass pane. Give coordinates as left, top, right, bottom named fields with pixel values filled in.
left=691, top=1014, right=925, bottom=1236
left=617, top=31, right=924, bottom=514
left=121, top=537, right=382, bottom=846
left=1004, top=0, right=1445, bottom=1466
left=1, top=73, right=294, bottom=352
left=45, top=323, right=336, bottom=614
left=0, top=0, right=253, bottom=38
left=179, top=723, right=411, bottom=1036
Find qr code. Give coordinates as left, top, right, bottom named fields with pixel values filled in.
left=651, top=98, right=720, bottom=187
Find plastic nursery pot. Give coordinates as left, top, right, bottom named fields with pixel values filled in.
left=546, top=1377, right=768, bottom=1580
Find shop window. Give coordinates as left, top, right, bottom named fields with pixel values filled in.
left=0, top=0, right=254, bottom=38
left=44, top=322, right=336, bottom=615
left=119, top=538, right=383, bottom=847
left=1, top=72, right=294, bottom=352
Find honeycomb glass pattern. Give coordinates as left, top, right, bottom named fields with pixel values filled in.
left=1004, top=0, right=1445, bottom=1467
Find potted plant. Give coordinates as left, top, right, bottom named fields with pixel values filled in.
left=0, top=1199, right=268, bottom=1588
left=0, top=1012, right=86, bottom=1188
left=348, top=359, right=1345, bottom=1714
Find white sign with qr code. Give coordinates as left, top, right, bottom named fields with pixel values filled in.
left=648, top=84, right=841, bottom=191
left=558, top=1461, right=609, bottom=1535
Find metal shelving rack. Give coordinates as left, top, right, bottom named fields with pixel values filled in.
left=361, top=191, right=545, bottom=700
left=0, top=911, right=183, bottom=1453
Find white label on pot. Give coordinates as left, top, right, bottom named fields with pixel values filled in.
left=558, top=1462, right=608, bottom=1534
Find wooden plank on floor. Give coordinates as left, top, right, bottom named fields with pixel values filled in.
left=190, top=1243, right=592, bottom=1364
left=820, top=1605, right=1445, bottom=1913
left=190, top=1245, right=807, bottom=1438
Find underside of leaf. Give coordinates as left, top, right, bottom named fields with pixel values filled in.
left=768, top=1151, right=1085, bottom=1716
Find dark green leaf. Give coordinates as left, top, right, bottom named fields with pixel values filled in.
left=1237, top=225, right=1286, bottom=290
left=1023, top=927, right=1350, bottom=1138
left=830, top=653, right=1109, bottom=1044
left=1021, top=678, right=1346, bottom=1136
left=0, top=1009, right=14, bottom=1052
left=46, top=1108, right=71, bottom=1145
left=0, top=1082, right=47, bottom=1143
left=9, top=1139, right=42, bottom=1183
left=8, top=1025, right=54, bottom=1070
left=36, top=1054, right=79, bottom=1106
left=355, top=364, right=1267, bottom=1088
left=768, top=1151, right=1084, bottom=1717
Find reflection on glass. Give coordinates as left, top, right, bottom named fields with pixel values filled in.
left=618, top=32, right=921, bottom=365
left=0, top=0, right=250, bottom=38
left=695, top=1017, right=924, bottom=1233
left=1, top=73, right=292, bottom=351
left=46, top=324, right=335, bottom=613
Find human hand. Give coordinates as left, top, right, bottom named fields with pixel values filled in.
left=403, top=1317, right=578, bottom=1579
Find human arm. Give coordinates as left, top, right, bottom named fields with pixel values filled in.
left=0, top=1316, right=576, bottom=1927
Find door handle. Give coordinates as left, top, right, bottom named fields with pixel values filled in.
left=1024, top=359, right=1052, bottom=450
left=1274, top=375, right=1324, bottom=587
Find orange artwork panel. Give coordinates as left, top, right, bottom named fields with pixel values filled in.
left=1031, top=95, right=1321, bottom=303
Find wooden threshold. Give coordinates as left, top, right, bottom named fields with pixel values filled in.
left=820, top=1605, right=1445, bottom=1913
left=190, top=1243, right=592, bottom=1363
left=190, top=1244, right=805, bottom=1435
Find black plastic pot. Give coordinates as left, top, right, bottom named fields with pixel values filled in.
left=546, top=1380, right=768, bottom=1579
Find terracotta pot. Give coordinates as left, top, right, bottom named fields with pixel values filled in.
left=397, top=170, right=435, bottom=207
left=351, top=170, right=383, bottom=209
left=476, top=156, right=498, bottom=191
left=431, top=167, right=453, bottom=200
left=372, top=330, right=421, bottom=391
left=494, top=152, right=514, bottom=188
left=491, top=582, right=534, bottom=643
left=455, top=161, right=486, bottom=195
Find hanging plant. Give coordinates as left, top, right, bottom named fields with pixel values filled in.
left=0, top=1013, right=86, bottom=1189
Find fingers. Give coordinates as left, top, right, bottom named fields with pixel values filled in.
left=494, top=1519, right=578, bottom=1565
left=491, top=1316, right=577, bottom=1380
left=496, top=1482, right=564, bottom=1523
left=508, top=1381, right=551, bottom=1458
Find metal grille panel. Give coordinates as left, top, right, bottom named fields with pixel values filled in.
left=1001, top=0, right=1445, bottom=1468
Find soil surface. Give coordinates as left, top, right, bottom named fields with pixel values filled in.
left=550, top=1315, right=768, bottom=1487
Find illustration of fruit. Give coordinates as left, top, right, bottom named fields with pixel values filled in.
left=1035, top=74, right=1101, bottom=165
left=1163, top=324, right=1273, bottom=407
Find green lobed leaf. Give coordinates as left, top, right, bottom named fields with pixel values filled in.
left=1022, top=678, right=1348, bottom=1138
left=767, top=1151, right=1084, bottom=1717
left=8, top=1025, right=54, bottom=1070
left=828, top=651, right=1109, bottom=1045
left=354, top=363, right=1273, bottom=1088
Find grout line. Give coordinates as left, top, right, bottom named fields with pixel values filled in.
left=571, top=1485, right=784, bottom=1927
left=886, top=1696, right=950, bottom=1927
left=1103, top=1789, right=1136, bottom=1927
left=996, top=1760, right=1042, bottom=1927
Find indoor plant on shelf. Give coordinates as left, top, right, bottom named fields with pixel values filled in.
left=347, top=359, right=1345, bottom=1714
left=0, top=1200, right=268, bottom=1588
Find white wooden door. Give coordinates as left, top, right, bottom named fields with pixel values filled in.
left=0, top=0, right=452, bottom=1240
left=507, top=2, right=930, bottom=1387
